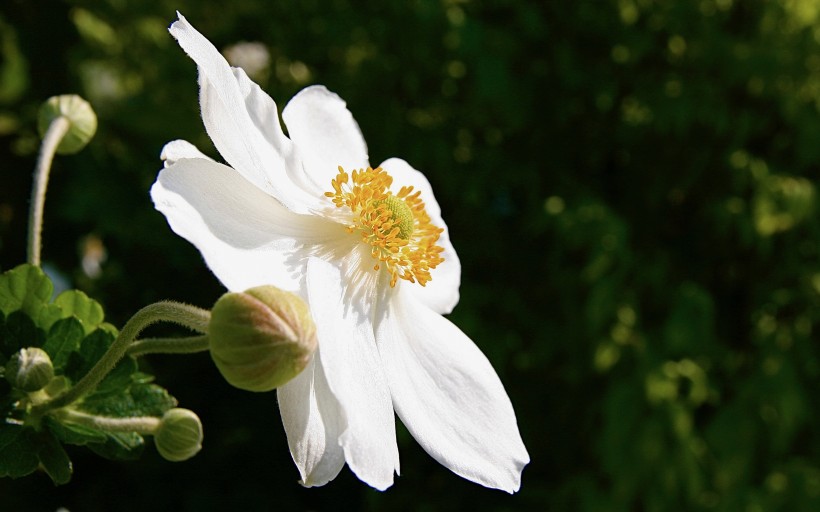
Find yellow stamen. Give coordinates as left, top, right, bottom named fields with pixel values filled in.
left=325, top=166, right=445, bottom=287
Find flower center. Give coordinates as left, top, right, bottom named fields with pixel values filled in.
left=325, top=166, right=445, bottom=287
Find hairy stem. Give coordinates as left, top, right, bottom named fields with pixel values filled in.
left=30, top=302, right=210, bottom=417
left=28, top=116, right=70, bottom=266
left=127, top=335, right=210, bottom=358
left=54, top=408, right=160, bottom=434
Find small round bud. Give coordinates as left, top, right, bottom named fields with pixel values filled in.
left=209, top=286, right=317, bottom=392
left=154, top=408, right=203, bottom=462
left=38, top=95, right=97, bottom=154
left=5, top=347, right=54, bottom=392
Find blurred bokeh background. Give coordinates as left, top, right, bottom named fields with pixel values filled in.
left=2, top=0, right=820, bottom=510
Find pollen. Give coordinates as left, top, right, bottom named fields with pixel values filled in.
left=325, top=166, right=445, bottom=287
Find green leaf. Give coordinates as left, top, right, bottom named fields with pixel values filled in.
left=0, top=264, right=53, bottom=318
left=35, top=430, right=73, bottom=485
left=129, top=382, right=177, bottom=417
left=94, top=357, right=138, bottom=396
left=43, top=317, right=85, bottom=371
left=0, top=424, right=39, bottom=479
left=64, top=328, right=114, bottom=383
left=80, top=389, right=135, bottom=417
left=44, top=416, right=107, bottom=446
left=82, top=380, right=176, bottom=419
left=87, top=432, right=144, bottom=461
left=37, top=303, right=66, bottom=333
left=1, top=310, right=45, bottom=357
left=55, top=290, right=104, bottom=334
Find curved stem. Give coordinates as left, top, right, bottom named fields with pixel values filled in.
left=28, top=116, right=70, bottom=266
left=30, top=301, right=211, bottom=417
left=54, top=408, right=160, bottom=434
left=127, top=335, right=210, bottom=358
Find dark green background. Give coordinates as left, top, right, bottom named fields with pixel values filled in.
left=2, top=0, right=820, bottom=510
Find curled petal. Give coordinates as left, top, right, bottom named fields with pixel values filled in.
left=306, top=257, right=399, bottom=490
left=161, top=139, right=213, bottom=167
left=169, top=13, right=319, bottom=213
left=277, top=356, right=346, bottom=487
left=377, top=287, right=529, bottom=493
left=380, top=157, right=461, bottom=314
left=282, top=85, right=370, bottom=193
left=151, top=157, right=336, bottom=293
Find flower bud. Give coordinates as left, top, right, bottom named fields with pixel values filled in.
left=5, top=347, right=54, bottom=392
left=38, top=95, right=97, bottom=154
left=208, top=286, right=317, bottom=392
left=154, top=408, right=203, bottom=462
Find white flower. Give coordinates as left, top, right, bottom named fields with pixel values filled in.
left=151, top=13, right=529, bottom=492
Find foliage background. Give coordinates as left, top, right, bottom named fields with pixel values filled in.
left=2, top=0, right=820, bottom=510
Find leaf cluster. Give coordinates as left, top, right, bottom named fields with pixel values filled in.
left=0, top=264, right=176, bottom=485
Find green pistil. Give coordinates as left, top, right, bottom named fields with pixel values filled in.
left=378, top=195, right=415, bottom=239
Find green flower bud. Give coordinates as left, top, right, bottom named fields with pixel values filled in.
left=209, top=286, right=317, bottom=392
left=38, top=95, right=97, bottom=154
left=154, top=408, right=203, bottom=462
left=5, top=347, right=54, bottom=392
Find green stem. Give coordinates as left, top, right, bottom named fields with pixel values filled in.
left=30, top=301, right=211, bottom=417
left=27, top=115, right=70, bottom=266
left=54, top=408, right=160, bottom=434
left=127, top=335, right=210, bottom=358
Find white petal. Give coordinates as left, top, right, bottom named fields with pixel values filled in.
left=306, top=257, right=399, bottom=490
left=160, top=139, right=213, bottom=167
left=282, top=85, right=369, bottom=192
left=151, top=157, right=336, bottom=293
left=277, top=355, right=346, bottom=487
left=380, top=157, right=461, bottom=314
left=169, top=13, right=319, bottom=213
left=377, top=287, right=529, bottom=493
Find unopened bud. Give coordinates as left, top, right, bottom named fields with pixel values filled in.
left=38, top=95, right=97, bottom=154
left=154, top=408, right=203, bottom=462
left=208, top=286, right=317, bottom=392
left=5, top=347, right=54, bottom=392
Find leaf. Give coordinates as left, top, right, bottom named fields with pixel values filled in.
left=37, top=303, right=66, bottom=333
left=87, top=432, right=145, bottom=461
left=80, top=389, right=135, bottom=417
left=0, top=424, right=39, bottom=479
left=64, top=328, right=114, bottom=383
left=0, top=264, right=53, bottom=318
left=95, top=357, right=138, bottom=396
left=44, top=416, right=107, bottom=446
left=43, top=317, right=85, bottom=371
left=1, top=310, right=45, bottom=357
left=55, top=290, right=105, bottom=334
left=81, top=380, right=176, bottom=418
left=35, top=430, right=73, bottom=485
left=129, top=382, right=177, bottom=417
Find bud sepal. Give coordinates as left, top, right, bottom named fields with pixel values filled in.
left=5, top=347, right=55, bottom=392
left=153, top=408, right=204, bottom=462
left=209, top=286, right=317, bottom=392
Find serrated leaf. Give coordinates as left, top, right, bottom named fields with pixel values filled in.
left=0, top=424, right=39, bottom=479
left=55, top=290, right=104, bottom=334
left=81, top=380, right=176, bottom=419
left=38, top=303, right=66, bottom=333
left=97, top=322, right=118, bottom=336
left=45, top=416, right=107, bottom=446
left=1, top=310, right=45, bottom=357
left=64, top=328, right=114, bottom=383
left=0, top=264, right=53, bottom=318
left=94, top=357, right=138, bottom=396
left=80, top=388, right=137, bottom=417
left=36, top=430, right=73, bottom=485
left=88, top=432, right=145, bottom=461
left=130, top=382, right=177, bottom=416
left=43, top=317, right=85, bottom=371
